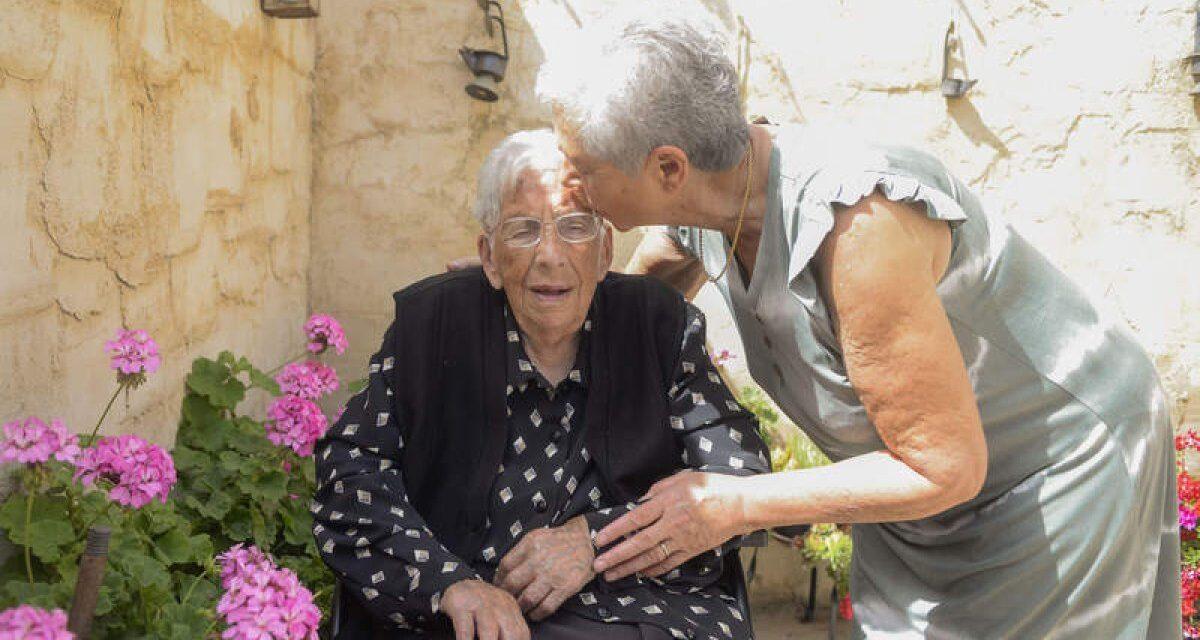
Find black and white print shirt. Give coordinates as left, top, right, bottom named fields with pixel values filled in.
left=313, top=302, right=769, bottom=639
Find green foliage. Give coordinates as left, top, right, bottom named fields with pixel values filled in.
left=172, top=351, right=334, bottom=626
left=800, top=523, right=853, bottom=596
left=0, top=464, right=220, bottom=639
left=0, top=349, right=334, bottom=638
left=737, top=385, right=830, bottom=472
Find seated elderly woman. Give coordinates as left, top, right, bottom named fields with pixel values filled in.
left=311, top=129, right=769, bottom=640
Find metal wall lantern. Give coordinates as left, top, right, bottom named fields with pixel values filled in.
left=261, top=0, right=319, bottom=19
left=459, top=0, right=510, bottom=101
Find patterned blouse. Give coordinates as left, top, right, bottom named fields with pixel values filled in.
left=312, top=301, right=769, bottom=639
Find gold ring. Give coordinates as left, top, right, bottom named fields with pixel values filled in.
left=658, top=541, right=671, bottom=558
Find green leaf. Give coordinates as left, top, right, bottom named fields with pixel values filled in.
left=185, top=357, right=246, bottom=410
left=249, top=367, right=282, bottom=396
left=154, top=529, right=192, bottom=565
left=26, top=521, right=75, bottom=563
left=223, top=507, right=253, bottom=541
left=189, top=491, right=233, bottom=522
left=189, top=534, right=213, bottom=563
left=250, top=470, right=289, bottom=503
left=180, top=393, right=221, bottom=429
left=116, top=552, right=171, bottom=590
left=2, top=580, right=68, bottom=609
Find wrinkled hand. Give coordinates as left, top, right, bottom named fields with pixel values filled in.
left=446, top=256, right=482, bottom=271
left=442, top=579, right=531, bottom=640
left=494, top=516, right=595, bottom=621
left=592, top=471, right=747, bottom=581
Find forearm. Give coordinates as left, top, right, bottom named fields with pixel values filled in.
left=735, top=449, right=981, bottom=532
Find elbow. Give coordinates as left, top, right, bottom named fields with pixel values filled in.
left=944, top=462, right=986, bottom=508
left=926, top=454, right=987, bottom=514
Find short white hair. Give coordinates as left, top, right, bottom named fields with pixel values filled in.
left=537, top=11, right=748, bottom=175
left=473, top=129, right=565, bottom=231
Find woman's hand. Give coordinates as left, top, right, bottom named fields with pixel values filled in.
left=494, top=516, right=595, bottom=621
left=441, top=579, right=530, bottom=640
left=591, top=471, right=747, bottom=581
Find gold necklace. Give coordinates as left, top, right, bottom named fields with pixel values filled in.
left=698, top=142, right=755, bottom=284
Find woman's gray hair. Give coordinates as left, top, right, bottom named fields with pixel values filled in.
left=473, top=129, right=565, bottom=231
left=537, top=11, right=748, bottom=175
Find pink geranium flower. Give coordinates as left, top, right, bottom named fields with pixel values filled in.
left=105, top=329, right=160, bottom=387
left=0, top=417, right=80, bottom=465
left=73, top=434, right=176, bottom=508
left=275, top=361, right=339, bottom=401
left=1183, top=504, right=1198, bottom=531
left=303, top=314, right=347, bottom=356
left=0, top=605, right=73, bottom=640
left=216, top=544, right=320, bottom=640
left=265, top=396, right=328, bottom=457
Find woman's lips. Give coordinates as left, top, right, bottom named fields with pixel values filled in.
left=530, top=285, right=572, bottom=304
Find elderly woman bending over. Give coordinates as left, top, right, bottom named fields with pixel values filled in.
left=311, top=130, right=769, bottom=640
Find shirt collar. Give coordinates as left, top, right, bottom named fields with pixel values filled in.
left=503, top=304, right=592, bottom=393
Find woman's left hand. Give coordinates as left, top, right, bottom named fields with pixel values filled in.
left=591, top=471, right=747, bottom=581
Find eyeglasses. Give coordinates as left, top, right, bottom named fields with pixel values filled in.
left=492, top=212, right=603, bottom=249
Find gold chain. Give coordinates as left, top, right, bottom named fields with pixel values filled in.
left=698, top=141, right=755, bottom=284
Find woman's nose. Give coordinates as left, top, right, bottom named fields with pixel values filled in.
left=533, top=223, right=568, bottom=265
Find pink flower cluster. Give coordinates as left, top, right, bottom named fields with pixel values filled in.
left=303, top=314, right=347, bottom=356
left=0, top=417, right=79, bottom=465
left=275, top=361, right=339, bottom=401
left=0, top=605, right=73, bottom=640
left=105, top=329, right=161, bottom=386
left=265, top=396, right=328, bottom=457
left=216, top=544, right=320, bottom=640
left=74, top=434, right=176, bottom=508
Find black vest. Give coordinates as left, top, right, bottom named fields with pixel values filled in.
left=384, top=268, right=689, bottom=563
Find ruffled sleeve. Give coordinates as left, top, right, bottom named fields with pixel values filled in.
left=785, top=164, right=971, bottom=332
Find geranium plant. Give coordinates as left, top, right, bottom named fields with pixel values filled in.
left=0, top=316, right=347, bottom=638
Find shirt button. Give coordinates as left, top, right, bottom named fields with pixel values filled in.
left=533, top=497, right=548, bottom=513
left=596, top=607, right=611, bottom=618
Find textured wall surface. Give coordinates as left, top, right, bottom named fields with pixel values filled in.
left=0, top=0, right=315, bottom=445
left=313, top=0, right=1199, bottom=432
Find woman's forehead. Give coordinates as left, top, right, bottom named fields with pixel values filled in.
left=501, top=169, right=589, bottom=216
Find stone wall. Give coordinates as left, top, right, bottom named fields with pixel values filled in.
left=313, top=0, right=1199, bottom=431
left=0, top=0, right=315, bottom=445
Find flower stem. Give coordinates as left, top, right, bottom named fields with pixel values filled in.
left=265, top=351, right=312, bottom=378
left=85, top=384, right=124, bottom=446
left=23, top=487, right=33, bottom=584
left=179, top=561, right=214, bottom=607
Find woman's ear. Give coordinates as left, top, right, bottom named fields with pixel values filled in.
left=646, top=145, right=690, bottom=195
left=477, top=234, right=504, bottom=290
left=596, top=224, right=614, bottom=281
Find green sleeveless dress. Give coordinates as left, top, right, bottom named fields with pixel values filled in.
left=672, top=125, right=1180, bottom=639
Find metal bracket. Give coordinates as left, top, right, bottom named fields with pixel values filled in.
left=1187, top=3, right=1200, bottom=95
left=941, top=12, right=978, bottom=98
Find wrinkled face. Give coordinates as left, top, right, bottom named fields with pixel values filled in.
left=478, top=167, right=613, bottom=340
left=557, top=128, right=659, bottom=232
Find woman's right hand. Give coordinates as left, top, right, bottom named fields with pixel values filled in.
left=441, top=579, right=531, bottom=640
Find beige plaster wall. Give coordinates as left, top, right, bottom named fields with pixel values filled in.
left=0, top=0, right=315, bottom=446
left=313, top=0, right=1199, bottom=431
